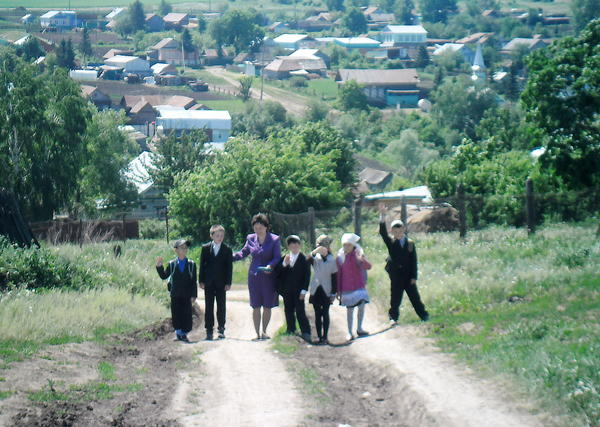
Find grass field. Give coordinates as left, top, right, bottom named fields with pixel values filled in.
left=1, top=218, right=599, bottom=425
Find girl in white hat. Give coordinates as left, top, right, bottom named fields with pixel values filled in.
left=336, top=233, right=372, bottom=341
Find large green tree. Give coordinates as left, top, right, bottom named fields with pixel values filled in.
left=521, top=19, right=600, bottom=189
left=0, top=52, right=90, bottom=221
left=150, top=130, right=208, bottom=194
left=169, top=123, right=353, bottom=243
left=78, top=27, right=93, bottom=64
left=341, top=7, right=368, bottom=36
left=159, top=0, right=172, bottom=17
left=78, top=109, right=139, bottom=215
left=335, top=79, right=369, bottom=111
left=56, top=38, right=76, bottom=70
left=128, top=0, right=146, bottom=32
left=394, top=0, right=415, bottom=25
left=208, top=8, right=265, bottom=54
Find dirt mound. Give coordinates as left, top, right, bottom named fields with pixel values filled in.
left=407, top=205, right=459, bottom=233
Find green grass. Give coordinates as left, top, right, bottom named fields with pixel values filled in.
left=199, top=99, right=246, bottom=114
left=357, top=220, right=600, bottom=426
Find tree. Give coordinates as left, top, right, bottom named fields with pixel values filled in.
left=181, top=28, right=194, bottom=52
left=335, top=79, right=369, bottom=111
left=128, top=0, right=146, bottom=33
left=394, top=0, right=415, bottom=25
left=419, top=0, right=458, bottom=23
left=159, top=0, right=172, bottom=17
left=78, top=27, right=93, bottom=64
left=208, top=8, right=265, bottom=54
left=571, top=0, right=600, bottom=32
left=78, top=109, right=139, bottom=215
left=383, top=129, right=439, bottom=179
left=238, top=76, right=253, bottom=101
left=56, top=38, right=76, bottom=70
left=169, top=126, right=352, bottom=243
left=0, top=54, right=91, bottom=221
left=150, top=130, right=208, bottom=193
left=231, top=100, right=291, bottom=138
left=341, top=7, right=368, bottom=36
left=197, top=14, right=207, bottom=33
left=414, top=44, right=430, bottom=68
left=20, top=36, right=45, bottom=62
left=521, top=19, right=600, bottom=189
left=431, top=77, right=497, bottom=140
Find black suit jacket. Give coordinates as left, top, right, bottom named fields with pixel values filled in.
left=274, top=252, right=311, bottom=295
left=379, top=222, right=417, bottom=283
left=199, top=242, right=233, bottom=289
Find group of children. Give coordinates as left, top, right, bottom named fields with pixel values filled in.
left=156, top=204, right=428, bottom=344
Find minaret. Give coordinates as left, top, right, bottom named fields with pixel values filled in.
left=471, top=42, right=486, bottom=81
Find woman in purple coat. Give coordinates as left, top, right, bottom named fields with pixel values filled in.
left=233, top=213, right=281, bottom=340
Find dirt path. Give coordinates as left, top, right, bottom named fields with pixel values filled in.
left=167, top=289, right=304, bottom=426
left=204, top=66, right=310, bottom=116
left=0, top=286, right=548, bottom=426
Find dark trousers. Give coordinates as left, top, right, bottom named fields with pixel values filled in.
left=310, top=286, right=331, bottom=339
left=171, top=296, right=193, bottom=334
left=389, top=279, right=429, bottom=321
left=282, top=290, right=311, bottom=335
left=204, top=286, right=226, bottom=332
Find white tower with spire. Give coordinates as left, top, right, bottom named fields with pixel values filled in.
left=471, top=43, right=486, bottom=82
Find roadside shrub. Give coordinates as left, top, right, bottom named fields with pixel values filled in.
left=289, top=75, right=308, bottom=88
left=0, top=237, right=73, bottom=290
left=139, top=219, right=166, bottom=239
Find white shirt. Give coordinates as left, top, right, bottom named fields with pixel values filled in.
left=212, top=242, right=221, bottom=256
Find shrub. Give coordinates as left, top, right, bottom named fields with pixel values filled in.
left=289, top=75, right=308, bottom=87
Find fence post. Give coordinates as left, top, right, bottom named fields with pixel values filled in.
left=308, top=207, right=315, bottom=246
left=400, top=195, right=407, bottom=226
left=354, top=197, right=362, bottom=236
left=122, top=208, right=126, bottom=244
left=457, top=183, right=466, bottom=239
left=526, top=178, right=535, bottom=235
left=165, top=208, right=170, bottom=244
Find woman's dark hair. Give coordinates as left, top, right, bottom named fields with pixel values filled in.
left=251, top=213, right=270, bottom=229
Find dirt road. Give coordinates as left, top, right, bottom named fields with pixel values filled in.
left=0, top=286, right=547, bottom=426
left=204, top=66, right=311, bottom=116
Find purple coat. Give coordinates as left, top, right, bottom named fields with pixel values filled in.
left=233, top=232, right=281, bottom=308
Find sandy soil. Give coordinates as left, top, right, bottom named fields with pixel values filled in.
left=0, top=285, right=547, bottom=427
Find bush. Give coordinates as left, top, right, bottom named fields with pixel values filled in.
left=139, top=219, right=166, bottom=239
left=0, top=237, right=73, bottom=291
left=289, top=75, right=308, bottom=87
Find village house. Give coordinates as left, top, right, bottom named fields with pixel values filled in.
left=380, top=25, right=427, bottom=58
left=269, top=22, right=287, bottom=33
left=145, top=13, right=165, bottom=32
left=295, top=13, right=333, bottom=32
left=40, top=10, right=77, bottom=30
left=119, top=95, right=197, bottom=129
left=81, top=85, right=112, bottom=111
left=263, top=55, right=327, bottom=79
left=454, top=32, right=494, bottom=45
left=334, top=37, right=381, bottom=54
left=163, top=13, right=190, bottom=31
left=106, top=7, right=125, bottom=21
left=432, top=43, right=475, bottom=64
left=336, top=68, right=420, bottom=107
left=155, top=108, right=231, bottom=147
left=362, top=6, right=395, bottom=29
left=289, top=48, right=330, bottom=68
left=273, top=34, right=318, bottom=51
left=103, top=48, right=134, bottom=60
left=104, top=55, right=151, bottom=77
left=501, top=36, right=552, bottom=57
left=122, top=151, right=168, bottom=219
left=358, top=167, right=394, bottom=191
left=20, top=14, right=35, bottom=25
left=202, top=48, right=234, bottom=66
left=147, top=37, right=199, bottom=67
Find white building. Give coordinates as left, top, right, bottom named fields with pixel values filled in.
left=380, top=25, right=427, bottom=46
left=155, top=108, right=231, bottom=146
left=40, top=10, right=77, bottom=29
left=104, top=55, right=151, bottom=76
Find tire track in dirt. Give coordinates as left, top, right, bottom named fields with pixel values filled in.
left=167, top=289, right=304, bottom=427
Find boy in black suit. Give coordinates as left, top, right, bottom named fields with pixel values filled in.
left=275, top=235, right=312, bottom=343
left=378, top=202, right=429, bottom=324
left=199, top=225, right=233, bottom=340
left=156, top=239, right=198, bottom=343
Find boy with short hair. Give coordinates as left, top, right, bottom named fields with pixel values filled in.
left=156, top=239, right=198, bottom=342
left=199, top=225, right=233, bottom=340
left=378, top=202, right=429, bottom=323
left=274, top=235, right=312, bottom=343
